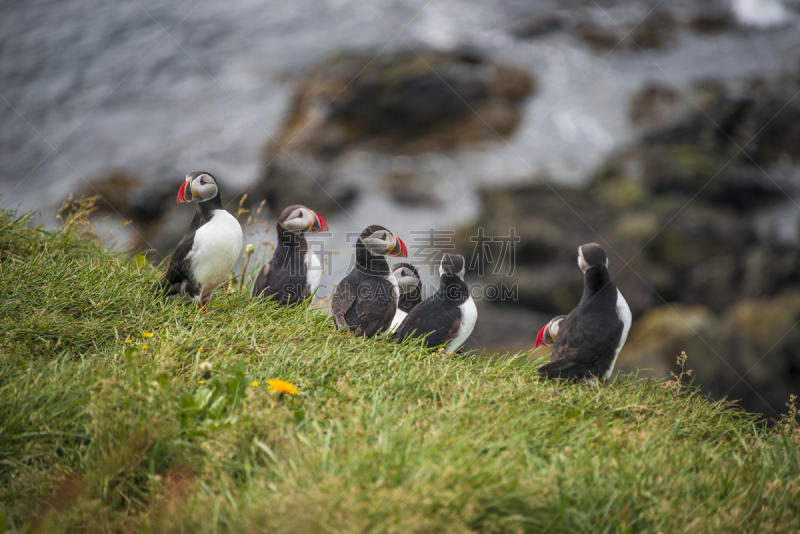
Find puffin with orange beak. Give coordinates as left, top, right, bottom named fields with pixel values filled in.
left=537, top=244, right=632, bottom=383
left=154, top=172, right=243, bottom=305
left=251, top=204, right=329, bottom=305
left=332, top=225, right=409, bottom=337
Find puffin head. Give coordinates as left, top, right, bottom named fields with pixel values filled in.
left=439, top=253, right=466, bottom=279
left=577, top=243, right=608, bottom=273
left=391, top=263, right=421, bottom=294
left=535, top=315, right=566, bottom=347
left=358, top=225, right=407, bottom=257
left=277, top=204, right=329, bottom=233
left=177, top=172, right=219, bottom=203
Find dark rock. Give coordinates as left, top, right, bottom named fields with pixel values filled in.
left=576, top=10, right=677, bottom=53
left=252, top=48, right=534, bottom=212
left=713, top=292, right=800, bottom=419
left=629, top=11, right=678, bottom=50
left=616, top=304, right=718, bottom=378
left=688, top=9, right=736, bottom=35
left=576, top=23, right=624, bottom=52
left=509, top=12, right=571, bottom=39
left=78, top=169, right=175, bottom=223
left=261, top=152, right=358, bottom=216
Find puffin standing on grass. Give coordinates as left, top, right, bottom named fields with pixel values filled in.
left=393, top=254, right=477, bottom=353
left=332, top=225, right=408, bottom=337
left=154, top=172, right=243, bottom=306
left=251, top=204, right=329, bottom=305
left=537, top=243, right=632, bottom=383
left=386, top=262, right=422, bottom=334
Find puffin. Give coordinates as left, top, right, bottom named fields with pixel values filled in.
left=251, top=204, right=329, bottom=305
left=537, top=243, right=632, bottom=382
left=393, top=254, right=477, bottom=353
left=386, top=262, right=423, bottom=335
left=154, top=172, right=243, bottom=305
left=332, top=225, right=408, bottom=337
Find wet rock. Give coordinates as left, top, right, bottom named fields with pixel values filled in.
left=619, top=76, right=800, bottom=211
left=714, top=292, right=800, bottom=417
left=616, top=304, right=718, bottom=378
left=688, top=8, right=736, bottom=35
left=576, top=23, right=624, bottom=52
left=252, top=48, right=534, bottom=212
left=78, top=169, right=175, bottom=223
left=576, top=11, right=677, bottom=52
left=509, top=12, right=571, bottom=40
left=261, top=152, right=358, bottom=215
left=629, top=11, right=678, bottom=50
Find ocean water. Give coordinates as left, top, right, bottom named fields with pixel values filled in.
left=2, top=0, right=799, bottom=297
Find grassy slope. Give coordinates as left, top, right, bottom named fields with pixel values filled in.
left=0, top=205, right=798, bottom=534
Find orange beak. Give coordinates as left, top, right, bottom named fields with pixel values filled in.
left=535, top=325, right=547, bottom=347
left=387, top=235, right=408, bottom=258
left=177, top=181, right=191, bottom=203
left=313, top=212, right=329, bottom=232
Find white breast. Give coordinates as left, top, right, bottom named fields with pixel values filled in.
left=446, top=296, right=477, bottom=353
left=387, top=308, right=408, bottom=335
left=186, top=210, right=242, bottom=301
left=305, top=249, right=323, bottom=298
left=603, top=289, right=632, bottom=380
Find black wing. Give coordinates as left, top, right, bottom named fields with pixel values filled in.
left=332, top=276, right=357, bottom=329
left=251, top=262, right=271, bottom=298
left=153, top=231, right=199, bottom=298
left=252, top=257, right=310, bottom=305
left=393, top=298, right=461, bottom=348
left=333, top=274, right=396, bottom=337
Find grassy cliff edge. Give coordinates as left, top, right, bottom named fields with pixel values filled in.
left=1, top=205, right=798, bottom=533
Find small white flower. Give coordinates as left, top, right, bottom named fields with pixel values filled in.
left=199, top=361, right=212, bottom=371
left=244, top=244, right=255, bottom=255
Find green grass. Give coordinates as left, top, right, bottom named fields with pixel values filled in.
left=1, top=203, right=798, bottom=533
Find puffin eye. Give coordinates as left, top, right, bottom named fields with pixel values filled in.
left=199, top=177, right=206, bottom=185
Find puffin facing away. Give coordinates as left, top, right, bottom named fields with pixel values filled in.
left=332, top=225, right=408, bottom=337
left=537, top=244, right=632, bottom=382
left=387, top=262, right=422, bottom=334
left=154, top=172, right=243, bottom=304
left=251, top=205, right=329, bottom=305
left=393, top=254, right=477, bottom=353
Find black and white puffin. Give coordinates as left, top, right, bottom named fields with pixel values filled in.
left=393, top=254, right=477, bottom=353
left=537, top=243, right=632, bottom=382
left=332, top=225, right=408, bottom=337
left=251, top=204, right=329, bottom=305
left=386, top=262, right=422, bottom=334
left=154, top=172, right=243, bottom=304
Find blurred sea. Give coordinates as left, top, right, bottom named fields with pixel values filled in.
left=1, top=0, right=799, bottom=292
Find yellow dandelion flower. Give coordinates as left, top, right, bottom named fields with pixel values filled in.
left=143, top=332, right=154, bottom=338
left=142, top=345, right=148, bottom=350
left=124, top=339, right=132, bottom=344
left=267, top=379, right=298, bottom=395
left=251, top=381, right=259, bottom=387
left=197, top=380, right=205, bottom=384
left=197, top=347, right=204, bottom=353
